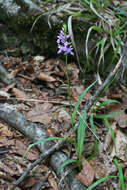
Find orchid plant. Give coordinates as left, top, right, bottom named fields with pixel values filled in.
left=23, top=24, right=121, bottom=177
left=57, top=24, right=75, bottom=130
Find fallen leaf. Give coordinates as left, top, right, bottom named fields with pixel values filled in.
left=37, top=72, right=56, bottom=82
left=26, top=103, right=53, bottom=124
left=7, top=69, right=19, bottom=79
left=0, top=161, right=17, bottom=175
left=76, top=158, right=94, bottom=187
left=68, top=63, right=79, bottom=83
left=90, top=161, right=107, bottom=179
left=111, top=130, right=127, bottom=161
left=22, top=177, right=39, bottom=188
left=0, top=123, right=13, bottom=137
left=12, top=88, right=29, bottom=100
left=117, top=111, right=127, bottom=128
left=14, top=140, right=39, bottom=161
left=57, top=108, right=71, bottom=123
left=48, top=174, right=59, bottom=190
left=124, top=167, right=127, bottom=177
left=0, top=137, right=15, bottom=146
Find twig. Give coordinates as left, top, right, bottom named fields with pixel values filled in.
left=5, top=97, right=75, bottom=106
left=12, top=140, right=64, bottom=185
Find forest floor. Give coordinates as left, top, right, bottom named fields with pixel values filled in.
left=0, top=54, right=127, bottom=189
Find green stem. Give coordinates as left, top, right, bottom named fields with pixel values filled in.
left=65, top=55, right=75, bottom=131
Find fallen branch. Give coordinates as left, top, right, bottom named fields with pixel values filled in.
left=12, top=140, right=64, bottom=185
left=0, top=56, right=123, bottom=189
left=0, top=105, right=86, bottom=190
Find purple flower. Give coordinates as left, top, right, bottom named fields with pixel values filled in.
left=57, top=28, right=74, bottom=56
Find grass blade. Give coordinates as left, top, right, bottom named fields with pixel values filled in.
left=23, top=137, right=66, bottom=160
left=114, top=158, right=125, bottom=190
left=97, top=99, right=120, bottom=109
left=104, top=118, right=116, bottom=152
left=77, top=111, right=87, bottom=163
left=86, top=175, right=118, bottom=190
left=57, top=159, right=77, bottom=174
left=94, top=110, right=123, bottom=119
left=87, top=115, right=98, bottom=161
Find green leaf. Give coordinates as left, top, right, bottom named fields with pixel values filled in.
left=94, top=110, right=123, bottom=119
left=97, top=99, right=120, bottom=109
left=57, top=159, right=77, bottom=174
left=114, top=158, right=125, bottom=190
left=104, top=118, right=116, bottom=152
left=23, top=137, right=66, bottom=160
left=86, top=175, right=118, bottom=190
left=87, top=115, right=98, bottom=161
left=77, top=111, right=87, bottom=163
left=72, top=80, right=97, bottom=124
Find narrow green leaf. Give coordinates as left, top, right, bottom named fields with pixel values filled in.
left=104, top=118, right=116, bottom=152
left=77, top=111, right=87, bottom=162
left=57, top=159, right=77, bottom=174
left=87, top=115, right=98, bottom=161
left=72, top=80, right=97, bottom=123
left=86, top=176, right=118, bottom=190
left=114, top=158, right=125, bottom=190
left=97, top=99, right=120, bottom=109
left=94, top=110, right=123, bottom=119
left=23, top=137, right=66, bottom=160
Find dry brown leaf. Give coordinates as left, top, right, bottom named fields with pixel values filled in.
left=0, top=123, right=13, bottom=137
left=1, top=82, right=15, bottom=92
left=57, top=108, right=71, bottom=123
left=111, top=130, right=127, bottom=161
left=26, top=103, right=53, bottom=124
left=90, top=161, right=107, bottom=179
left=124, top=167, right=127, bottom=177
left=48, top=174, right=59, bottom=190
left=22, top=177, right=39, bottom=188
left=0, top=138, right=39, bottom=160
left=0, top=137, right=15, bottom=146
left=76, top=158, right=94, bottom=187
left=0, top=161, right=17, bottom=175
left=103, top=122, right=117, bottom=152
left=12, top=88, right=29, bottom=99
left=37, top=72, right=56, bottom=82
left=14, top=140, right=39, bottom=161
left=68, top=63, right=79, bottom=83
left=117, top=111, right=127, bottom=128
left=7, top=69, right=19, bottom=79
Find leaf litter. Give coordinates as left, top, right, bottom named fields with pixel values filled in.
left=0, top=54, right=127, bottom=189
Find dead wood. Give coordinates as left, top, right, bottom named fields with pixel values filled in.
left=0, top=104, right=86, bottom=190
left=0, top=56, right=123, bottom=189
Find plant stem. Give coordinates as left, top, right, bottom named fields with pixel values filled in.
left=65, top=55, right=74, bottom=130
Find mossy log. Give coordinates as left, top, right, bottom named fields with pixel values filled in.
left=0, top=0, right=90, bottom=65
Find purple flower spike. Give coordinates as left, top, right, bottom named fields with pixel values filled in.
left=57, top=28, right=74, bottom=56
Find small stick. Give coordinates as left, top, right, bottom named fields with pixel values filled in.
left=12, top=140, right=64, bottom=185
